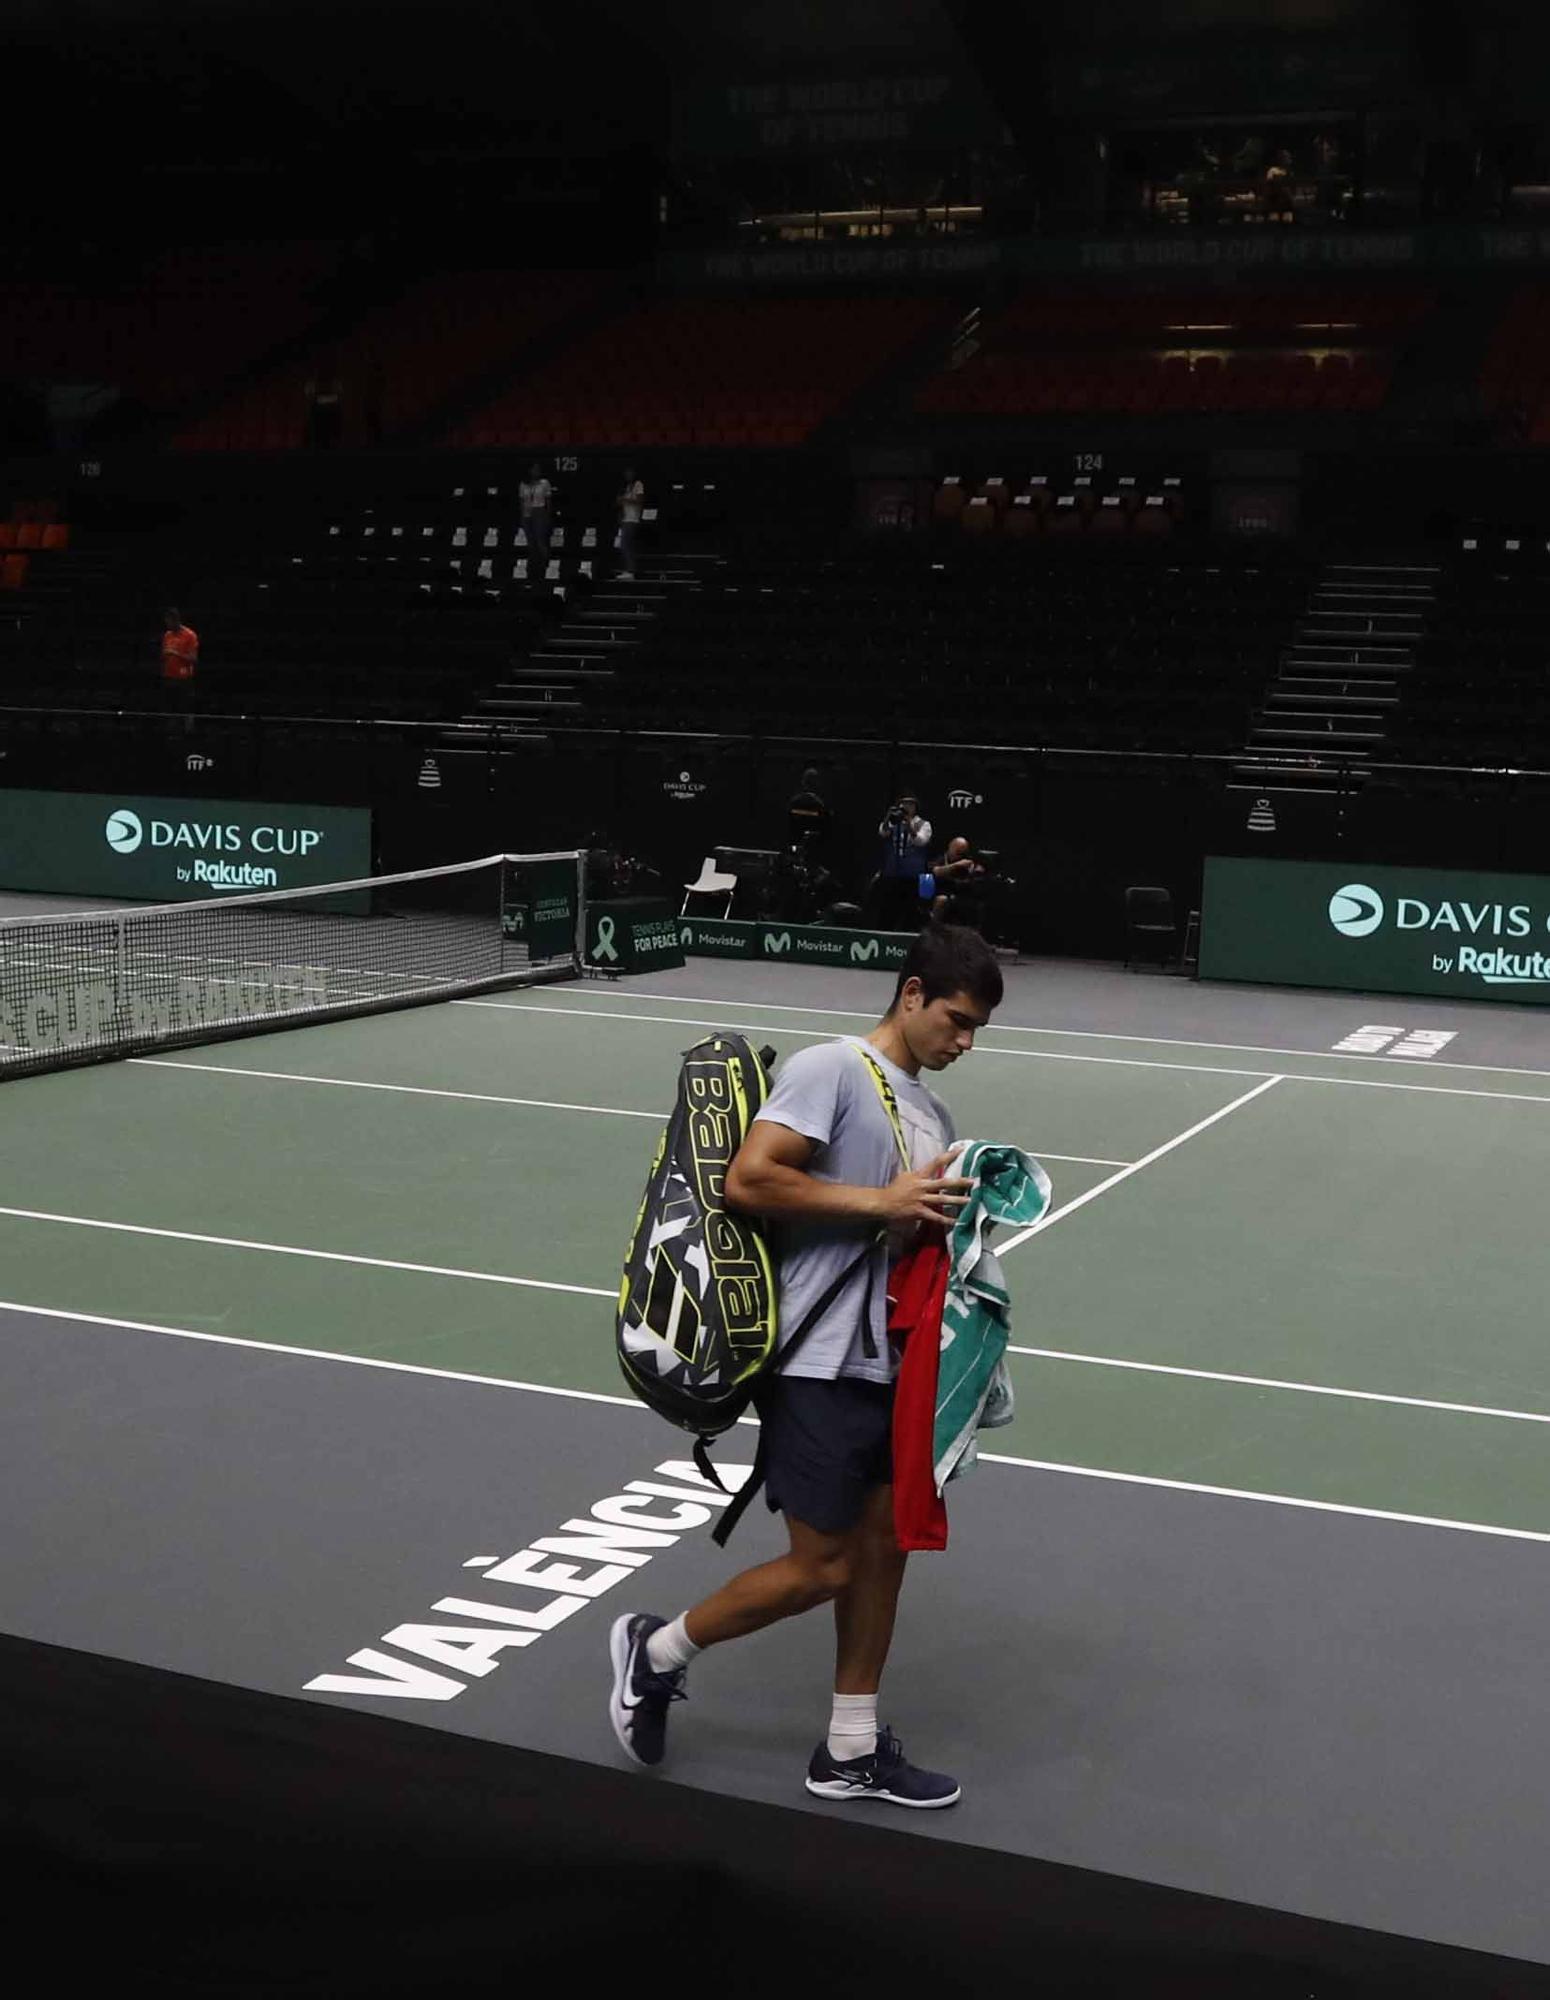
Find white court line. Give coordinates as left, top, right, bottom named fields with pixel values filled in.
left=0, top=1297, right=643, bottom=1408
left=999, top=1075, right=1283, bottom=1253
left=551, top=983, right=1550, bottom=1085
left=473, top=998, right=1550, bottom=1105
left=975, top=1451, right=1550, bottom=1549
left=133, top=1055, right=1123, bottom=1165
left=0, top=1205, right=616, bottom=1299
left=1005, top=1344, right=1550, bottom=1428
left=5, top=1293, right=1547, bottom=1549
left=1280, top=1071, right=1550, bottom=1109
left=1001, top=1150, right=1131, bottom=1168
left=461, top=999, right=1273, bottom=1081
left=130, top=1057, right=663, bottom=1120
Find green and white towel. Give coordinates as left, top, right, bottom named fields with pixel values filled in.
left=935, top=1140, right=1052, bottom=1491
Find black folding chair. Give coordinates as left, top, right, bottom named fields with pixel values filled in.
left=1124, top=885, right=1178, bottom=972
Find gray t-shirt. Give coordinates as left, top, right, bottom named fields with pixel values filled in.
left=754, top=1035, right=954, bottom=1384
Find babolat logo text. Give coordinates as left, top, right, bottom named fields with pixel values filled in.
left=1328, top=883, right=1384, bottom=938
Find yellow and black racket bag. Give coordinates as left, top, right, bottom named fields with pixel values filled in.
left=617, top=1034, right=778, bottom=1451
left=617, top=1031, right=878, bottom=1541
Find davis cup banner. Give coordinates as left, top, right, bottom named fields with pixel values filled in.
left=0, top=788, right=371, bottom=901
left=1201, top=856, right=1550, bottom=1004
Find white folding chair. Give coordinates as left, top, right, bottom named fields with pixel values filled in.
left=681, top=856, right=738, bottom=917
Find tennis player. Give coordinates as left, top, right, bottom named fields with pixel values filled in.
left=609, top=925, right=1003, bottom=1806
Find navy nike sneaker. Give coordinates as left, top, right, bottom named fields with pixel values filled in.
left=608, top=1612, right=687, bottom=1767
left=805, top=1725, right=961, bottom=1808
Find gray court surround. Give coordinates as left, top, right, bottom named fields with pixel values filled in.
left=610, top=950, right=1550, bottom=1072
left=0, top=1299, right=1546, bottom=1992
left=5, top=954, right=1549, bottom=1995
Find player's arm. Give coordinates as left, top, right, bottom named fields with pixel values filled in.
left=725, top=1118, right=968, bottom=1227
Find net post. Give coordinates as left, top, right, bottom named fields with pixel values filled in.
left=572, top=847, right=587, bottom=978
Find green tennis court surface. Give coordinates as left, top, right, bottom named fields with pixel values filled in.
left=5, top=974, right=1548, bottom=1539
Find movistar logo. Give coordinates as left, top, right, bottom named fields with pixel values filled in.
left=849, top=938, right=880, bottom=964
left=763, top=931, right=791, bottom=956
left=105, top=809, right=144, bottom=854
left=680, top=925, right=693, bottom=946
left=1328, top=883, right=1384, bottom=938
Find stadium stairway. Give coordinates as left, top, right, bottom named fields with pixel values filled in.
left=1233, top=559, right=1439, bottom=796
left=443, top=547, right=722, bottom=749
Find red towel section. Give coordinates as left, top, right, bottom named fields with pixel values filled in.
left=888, top=1243, right=951, bottom=1551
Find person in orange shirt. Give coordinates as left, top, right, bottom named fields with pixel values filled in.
left=161, top=608, right=199, bottom=683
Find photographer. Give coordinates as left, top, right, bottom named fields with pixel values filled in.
left=872, top=792, right=932, bottom=931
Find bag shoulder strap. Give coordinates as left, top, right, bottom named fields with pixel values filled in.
left=708, top=1239, right=876, bottom=1547
left=851, top=1042, right=911, bottom=1170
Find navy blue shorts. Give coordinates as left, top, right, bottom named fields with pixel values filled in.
left=757, top=1375, right=894, bottom=1535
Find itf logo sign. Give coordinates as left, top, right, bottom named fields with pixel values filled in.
left=105, top=809, right=144, bottom=854
left=1327, top=883, right=1384, bottom=938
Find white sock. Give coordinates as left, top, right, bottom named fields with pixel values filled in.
left=645, top=1613, right=700, bottom=1676
left=827, top=1692, right=878, bottom=1763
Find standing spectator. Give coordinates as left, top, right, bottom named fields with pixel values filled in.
left=304, top=358, right=344, bottom=448
left=161, top=607, right=199, bottom=688
left=786, top=766, right=831, bottom=857
left=363, top=353, right=385, bottom=446
left=1263, top=148, right=1297, bottom=224
left=616, top=466, right=645, bottom=578
left=519, top=461, right=555, bottom=565
left=871, top=790, right=932, bottom=931
left=160, top=606, right=199, bottom=725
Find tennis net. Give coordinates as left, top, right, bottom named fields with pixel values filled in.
left=0, top=849, right=583, bottom=1081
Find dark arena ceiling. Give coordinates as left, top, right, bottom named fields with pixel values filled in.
left=11, top=1, right=1550, bottom=198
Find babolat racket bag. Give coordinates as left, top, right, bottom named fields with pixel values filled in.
left=616, top=1031, right=870, bottom=1545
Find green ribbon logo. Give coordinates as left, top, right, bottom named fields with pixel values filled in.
left=592, top=915, right=619, bottom=962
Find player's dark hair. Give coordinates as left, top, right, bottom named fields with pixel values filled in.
left=888, top=923, right=1002, bottom=1014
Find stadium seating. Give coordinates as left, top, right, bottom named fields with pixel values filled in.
left=916, top=285, right=1426, bottom=417
left=0, top=500, right=75, bottom=601
left=456, top=294, right=952, bottom=448
left=582, top=539, right=1307, bottom=750
left=175, top=270, right=604, bottom=451
left=926, top=474, right=1187, bottom=541
left=1388, top=559, right=1550, bottom=764
left=0, top=481, right=623, bottom=721
left=1479, top=285, right=1550, bottom=440
left=0, top=246, right=334, bottom=418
